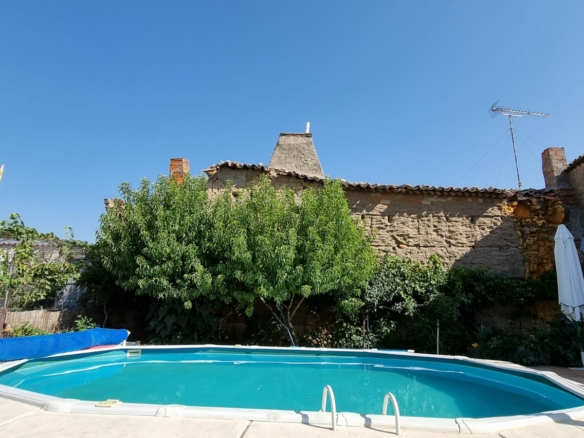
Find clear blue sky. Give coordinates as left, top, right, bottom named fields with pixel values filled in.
left=1, top=1, right=583, bottom=242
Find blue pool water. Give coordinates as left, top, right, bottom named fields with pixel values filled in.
left=0, top=348, right=583, bottom=418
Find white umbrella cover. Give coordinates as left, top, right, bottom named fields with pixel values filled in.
left=554, top=225, right=584, bottom=321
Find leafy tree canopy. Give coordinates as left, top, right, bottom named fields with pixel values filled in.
left=98, top=175, right=215, bottom=306
left=211, top=176, right=378, bottom=344
left=0, top=213, right=81, bottom=309
left=97, top=174, right=378, bottom=345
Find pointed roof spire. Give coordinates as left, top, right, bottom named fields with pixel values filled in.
left=268, top=131, right=325, bottom=179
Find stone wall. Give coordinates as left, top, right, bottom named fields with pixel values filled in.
left=345, top=189, right=525, bottom=276
left=199, top=144, right=584, bottom=281
left=569, top=162, right=584, bottom=231
left=206, top=166, right=322, bottom=197
left=542, top=147, right=584, bottom=244
left=207, top=165, right=562, bottom=278
left=511, top=194, right=564, bottom=279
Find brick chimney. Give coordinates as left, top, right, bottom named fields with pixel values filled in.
left=169, top=158, right=190, bottom=183
left=542, top=148, right=570, bottom=188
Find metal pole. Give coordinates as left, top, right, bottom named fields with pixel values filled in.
left=362, top=313, right=367, bottom=349
left=436, top=320, right=440, bottom=355
left=508, top=115, right=522, bottom=189
left=366, top=313, right=370, bottom=349
left=2, top=258, right=11, bottom=329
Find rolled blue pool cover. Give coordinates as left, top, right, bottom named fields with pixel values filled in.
left=0, top=328, right=129, bottom=361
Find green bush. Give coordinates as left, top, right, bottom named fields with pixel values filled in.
left=11, top=322, right=48, bottom=337
left=10, top=316, right=98, bottom=337
left=72, top=315, right=98, bottom=331
left=467, top=317, right=583, bottom=367
left=467, top=324, right=549, bottom=366
left=348, top=253, right=566, bottom=364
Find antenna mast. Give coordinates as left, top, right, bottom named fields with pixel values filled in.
left=490, top=102, right=548, bottom=189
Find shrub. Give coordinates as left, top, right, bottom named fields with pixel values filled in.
left=72, top=315, right=98, bottom=331
left=11, top=322, right=48, bottom=337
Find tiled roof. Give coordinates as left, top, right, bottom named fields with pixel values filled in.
left=509, top=188, right=559, bottom=200
left=203, top=161, right=323, bottom=181
left=203, top=161, right=557, bottom=199
left=567, top=154, right=584, bottom=172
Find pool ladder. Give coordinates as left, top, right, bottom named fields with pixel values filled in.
left=382, top=392, right=401, bottom=436
left=320, top=386, right=401, bottom=436
left=320, top=385, right=337, bottom=431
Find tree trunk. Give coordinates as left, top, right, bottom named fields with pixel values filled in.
left=259, top=298, right=297, bottom=346
left=286, top=315, right=299, bottom=346
left=102, top=301, right=108, bottom=328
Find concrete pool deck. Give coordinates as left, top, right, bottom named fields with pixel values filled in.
left=1, top=366, right=584, bottom=437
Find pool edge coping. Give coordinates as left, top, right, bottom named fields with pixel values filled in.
left=1, top=344, right=584, bottom=434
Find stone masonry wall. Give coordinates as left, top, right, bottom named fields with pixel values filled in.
left=542, top=147, right=584, bottom=244
left=206, top=167, right=322, bottom=197
left=511, top=195, right=565, bottom=279
left=206, top=166, right=576, bottom=278
left=569, top=163, right=584, bottom=230
left=345, top=189, right=525, bottom=277
left=207, top=167, right=534, bottom=277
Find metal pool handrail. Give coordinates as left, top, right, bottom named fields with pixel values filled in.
left=382, top=391, right=401, bottom=436
left=320, top=385, right=337, bottom=431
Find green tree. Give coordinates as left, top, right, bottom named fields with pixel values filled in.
left=211, top=176, right=377, bottom=345
left=0, top=213, right=81, bottom=309
left=96, top=174, right=377, bottom=345
left=76, top=240, right=126, bottom=326
left=97, top=175, right=231, bottom=342
left=98, top=175, right=217, bottom=305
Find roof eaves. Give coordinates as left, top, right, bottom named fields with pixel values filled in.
left=566, top=154, right=584, bottom=172
left=204, top=162, right=557, bottom=199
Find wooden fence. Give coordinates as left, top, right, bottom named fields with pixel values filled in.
left=5, top=309, right=83, bottom=333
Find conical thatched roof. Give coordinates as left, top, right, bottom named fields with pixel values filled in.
left=268, top=133, right=324, bottom=179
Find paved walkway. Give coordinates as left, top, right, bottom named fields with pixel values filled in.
left=2, top=367, right=584, bottom=437
left=531, top=366, right=584, bottom=385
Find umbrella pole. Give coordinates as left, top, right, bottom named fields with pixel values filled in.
left=576, top=319, right=584, bottom=368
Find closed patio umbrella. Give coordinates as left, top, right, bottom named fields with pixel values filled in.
left=554, top=225, right=584, bottom=322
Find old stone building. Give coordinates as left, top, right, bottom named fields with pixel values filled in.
left=144, top=131, right=583, bottom=280
left=541, top=147, right=584, bottom=243
left=189, top=131, right=581, bottom=279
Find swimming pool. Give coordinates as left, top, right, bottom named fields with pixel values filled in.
left=1, top=345, right=584, bottom=433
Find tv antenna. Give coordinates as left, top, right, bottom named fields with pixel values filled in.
left=490, top=102, right=548, bottom=189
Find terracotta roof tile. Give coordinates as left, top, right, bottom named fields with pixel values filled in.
left=204, top=161, right=557, bottom=199
left=567, top=154, right=584, bottom=172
